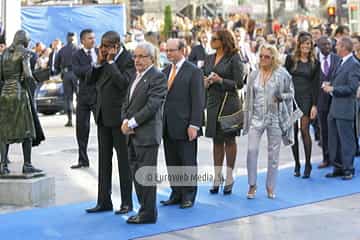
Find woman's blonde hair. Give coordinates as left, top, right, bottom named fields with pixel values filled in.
left=259, top=44, right=282, bottom=71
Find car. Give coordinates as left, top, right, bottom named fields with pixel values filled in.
left=35, top=75, right=65, bottom=115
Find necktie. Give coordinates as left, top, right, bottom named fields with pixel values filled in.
left=167, top=64, right=177, bottom=90
left=129, top=73, right=142, bottom=100
left=323, top=57, right=329, bottom=76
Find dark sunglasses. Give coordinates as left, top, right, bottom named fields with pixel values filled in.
left=259, top=54, right=272, bottom=59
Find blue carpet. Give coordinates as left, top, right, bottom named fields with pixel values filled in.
left=1, top=160, right=360, bottom=240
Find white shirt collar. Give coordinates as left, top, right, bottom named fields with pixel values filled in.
left=137, top=64, right=153, bottom=78
left=319, top=52, right=330, bottom=61
left=173, top=57, right=186, bottom=70
left=114, top=46, right=124, bottom=62
left=342, top=53, right=353, bottom=64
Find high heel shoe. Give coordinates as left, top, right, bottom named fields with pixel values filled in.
left=267, top=188, right=276, bottom=199
left=247, top=185, right=257, bottom=199
left=209, top=175, right=224, bottom=194
left=302, top=164, right=312, bottom=179
left=223, top=182, right=234, bottom=195
left=294, top=164, right=301, bottom=177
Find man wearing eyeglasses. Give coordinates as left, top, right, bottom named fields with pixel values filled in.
left=86, top=31, right=134, bottom=215
left=121, top=42, right=167, bottom=224
left=160, top=38, right=205, bottom=209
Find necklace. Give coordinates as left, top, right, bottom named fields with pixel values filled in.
left=260, top=69, right=272, bottom=86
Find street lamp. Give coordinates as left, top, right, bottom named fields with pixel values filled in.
left=266, top=0, right=273, bottom=35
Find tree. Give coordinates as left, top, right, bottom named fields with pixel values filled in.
left=163, top=5, right=172, bottom=39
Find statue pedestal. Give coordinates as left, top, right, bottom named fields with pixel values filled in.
left=0, top=174, right=55, bottom=206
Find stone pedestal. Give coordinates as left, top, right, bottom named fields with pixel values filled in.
left=0, top=176, right=55, bottom=206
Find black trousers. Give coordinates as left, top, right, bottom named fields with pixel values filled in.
left=163, top=135, right=198, bottom=203
left=318, top=111, right=329, bottom=163
left=128, top=138, right=158, bottom=220
left=328, top=115, right=356, bottom=174
left=76, top=102, right=95, bottom=165
left=96, top=124, right=132, bottom=207
left=62, top=71, right=77, bottom=121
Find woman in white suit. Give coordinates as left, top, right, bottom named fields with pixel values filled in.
left=243, top=44, right=295, bottom=199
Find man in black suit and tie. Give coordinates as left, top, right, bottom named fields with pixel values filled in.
left=86, top=31, right=134, bottom=214
left=121, top=42, right=167, bottom=224
left=71, top=29, right=97, bottom=169
left=316, top=36, right=341, bottom=169
left=48, top=39, right=61, bottom=76
left=160, top=39, right=205, bottom=209
left=323, top=37, right=360, bottom=180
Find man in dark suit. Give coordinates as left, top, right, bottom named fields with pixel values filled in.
left=121, top=42, right=167, bottom=224
left=188, top=30, right=208, bottom=69
left=56, top=32, right=79, bottom=127
left=48, top=39, right=61, bottom=76
left=316, top=36, right=341, bottom=169
left=160, top=39, right=205, bottom=209
left=86, top=31, right=134, bottom=214
left=323, top=37, right=360, bottom=180
left=71, top=29, right=97, bottom=169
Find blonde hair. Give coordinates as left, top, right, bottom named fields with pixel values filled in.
left=259, top=44, right=282, bottom=71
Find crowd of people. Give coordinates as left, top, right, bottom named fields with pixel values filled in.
left=1, top=12, right=360, bottom=225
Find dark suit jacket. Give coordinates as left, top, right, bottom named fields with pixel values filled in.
left=188, top=44, right=206, bottom=67
left=122, top=66, right=167, bottom=146
left=162, top=60, right=205, bottom=140
left=48, top=50, right=59, bottom=76
left=72, top=48, right=97, bottom=105
left=89, top=48, right=135, bottom=127
left=203, top=53, right=244, bottom=137
left=329, top=56, right=360, bottom=121
left=317, top=53, right=341, bottom=112
left=55, top=43, right=78, bottom=72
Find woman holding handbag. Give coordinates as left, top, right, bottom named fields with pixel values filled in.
left=243, top=44, right=295, bottom=199
left=204, top=29, right=244, bottom=195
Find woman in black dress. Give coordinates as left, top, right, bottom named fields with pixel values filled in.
left=285, top=32, right=320, bottom=178
left=204, top=29, right=244, bottom=194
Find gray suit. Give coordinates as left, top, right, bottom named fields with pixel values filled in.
left=122, top=66, right=167, bottom=221
left=328, top=56, right=360, bottom=175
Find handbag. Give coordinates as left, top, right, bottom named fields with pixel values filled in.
left=217, top=91, right=244, bottom=133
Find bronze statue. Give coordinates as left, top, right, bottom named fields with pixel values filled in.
left=0, top=30, right=43, bottom=175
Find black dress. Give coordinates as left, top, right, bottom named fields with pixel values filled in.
left=285, top=55, right=320, bottom=116
left=204, top=53, right=244, bottom=142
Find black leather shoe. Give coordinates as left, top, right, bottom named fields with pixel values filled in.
left=325, top=171, right=344, bottom=178
left=71, top=163, right=89, bottom=169
left=180, top=201, right=193, bottom=209
left=86, top=205, right=113, bottom=213
left=126, top=215, right=156, bottom=224
left=114, top=205, right=133, bottom=215
left=342, top=173, right=353, bottom=180
left=160, top=198, right=181, bottom=206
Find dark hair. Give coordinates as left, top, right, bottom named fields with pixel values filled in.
left=101, top=31, right=121, bottom=45
left=339, top=37, right=353, bottom=52
left=80, top=29, right=94, bottom=40
left=335, top=25, right=350, bottom=36
left=67, top=32, right=75, bottom=37
left=292, top=31, right=316, bottom=69
left=215, top=29, right=238, bottom=56
left=351, top=34, right=360, bottom=43
left=311, top=25, right=323, bottom=34
left=178, top=39, right=185, bottom=50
